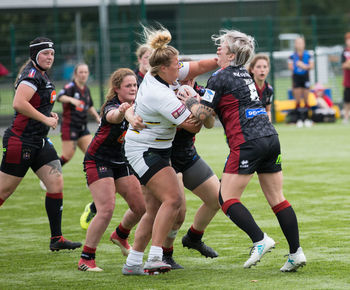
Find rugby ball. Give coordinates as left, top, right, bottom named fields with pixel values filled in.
left=177, top=85, right=197, bottom=99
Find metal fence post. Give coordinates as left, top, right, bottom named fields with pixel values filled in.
left=97, top=27, right=104, bottom=108
left=311, top=15, right=318, bottom=83
left=10, top=24, right=16, bottom=84
left=267, top=16, right=276, bottom=123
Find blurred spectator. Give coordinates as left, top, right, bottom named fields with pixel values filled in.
left=288, top=37, right=314, bottom=127
left=341, top=32, right=350, bottom=124
left=311, top=83, right=335, bottom=123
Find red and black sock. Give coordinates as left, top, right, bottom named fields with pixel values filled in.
left=0, top=198, right=4, bottom=207
left=81, top=245, right=96, bottom=260
left=45, top=192, right=63, bottom=238
left=222, top=199, right=264, bottom=243
left=187, top=225, right=204, bottom=241
left=162, top=246, right=173, bottom=257
left=116, top=223, right=130, bottom=240
left=272, top=200, right=300, bottom=254
left=59, top=156, right=68, bottom=166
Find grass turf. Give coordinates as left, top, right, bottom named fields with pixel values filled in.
left=0, top=123, right=350, bottom=289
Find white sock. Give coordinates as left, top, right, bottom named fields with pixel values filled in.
left=148, top=246, right=163, bottom=261
left=126, top=249, right=144, bottom=266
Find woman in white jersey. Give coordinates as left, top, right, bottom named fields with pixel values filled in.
left=122, top=26, right=198, bottom=275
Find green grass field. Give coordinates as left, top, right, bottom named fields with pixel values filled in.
left=1, top=123, right=350, bottom=289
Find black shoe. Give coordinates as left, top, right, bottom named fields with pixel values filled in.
left=182, top=234, right=218, bottom=258
left=162, top=255, right=184, bottom=270
left=50, top=236, right=82, bottom=251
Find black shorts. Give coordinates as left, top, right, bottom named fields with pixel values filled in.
left=1, top=136, right=59, bottom=177
left=292, top=74, right=310, bottom=89
left=84, top=156, right=132, bottom=186
left=224, top=135, right=282, bottom=174
left=344, top=88, right=350, bottom=103
left=61, top=123, right=90, bottom=141
left=171, top=148, right=199, bottom=173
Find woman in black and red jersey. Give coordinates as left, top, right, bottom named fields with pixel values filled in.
left=0, top=37, right=81, bottom=251
left=58, top=63, right=100, bottom=166
left=77, top=68, right=145, bottom=272
left=248, top=54, right=273, bottom=121
left=180, top=30, right=306, bottom=272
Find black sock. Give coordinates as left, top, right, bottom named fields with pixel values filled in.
left=272, top=200, right=300, bottom=253
left=81, top=245, right=96, bottom=260
left=59, top=156, right=68, bottom=166
left=162, top=246, right=173, bottom=257
left=116, top=223, right=130, bottom=240
left=187, top=225, right=204, bottom=241
left=90, top=202, right=97, bottom=214
left=45, top=193, right=63, bottom=239
left=222, top=199, right=264, bottom=243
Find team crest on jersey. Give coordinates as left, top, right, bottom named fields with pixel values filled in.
left=28, top=69, right=36, bottom=78
left=22, top=149, right=31, bottom=160
left=178, top=61, right=184, bottom=69
left=171, top=104, right=186, bottom=119
left=50, top=90, right=57, bottom=104
left=202, top=89, right=215, bottom=103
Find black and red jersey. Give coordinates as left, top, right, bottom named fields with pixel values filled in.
left=5, top=61, right=56, bottom=144
left=255, top=80, right=273, bottom=108
left=342, top=48, right=350, bottom=88
left=85, top=96, right=128, bottom=165
left=58, top=81, right=93, bottom=129
left=134, top=68, right=145, bottom=88
left=202, top=66, right=277, bottom=150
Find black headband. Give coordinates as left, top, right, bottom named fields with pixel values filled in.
left=29, top=41, right=55, bottom=71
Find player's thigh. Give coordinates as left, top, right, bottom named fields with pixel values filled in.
left=192, top=175, right=220, bottom=208
left=220, top=173, right=253, bottom=202
left=89, top=177, right=116, bottom=212
left=0, top=171, right=23, bottom=199
left=258, top=171, right=285, bottom=207
left=77, top=134, right=93, bottom=153
left=61, top=140, right=76, bottom=159
left=147, top=166, right=183, bottom=206
left=35, top=160, right=63, bottom=192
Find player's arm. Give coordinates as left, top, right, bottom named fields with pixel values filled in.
left=185, top=99, right=214, bottom=123
left=178, top=114, right=202, bottom=133
left=124, top=105, right=146, bottom=130
left=287, top=57, right=294, bottom=71
left=13, top=83, right=58, bottom=129
left=105, top=103, right=131, bottom=124
left=88, top=106, right=101, bottom=123
left=266, top=105, right=272, bottom=122
left=184, top=58, right=218, bottom=80
left=203, top=113, right=215, bottom=128
left=57, top=94, right=82, bottom=107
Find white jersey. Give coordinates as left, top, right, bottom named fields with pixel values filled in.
left=125, top=72, right=191, bottom=149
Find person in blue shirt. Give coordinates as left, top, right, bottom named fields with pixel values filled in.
left=288, top=37, right=314, bottom=127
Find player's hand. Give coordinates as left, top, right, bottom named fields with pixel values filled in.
left=177, top=88, right=196, bottom=102
left=185, top=114, right=202, bottom=125
left=44, top=116, right=58, bottom=129
left=50, top=112, right=59, bottom=120
left=118, top=103, right=131, bottom=114
left=70, top=98, right=82, bottom=107
left=131, top=115, right=146, bottom=131
left=296, top=60, right=306, bottom=69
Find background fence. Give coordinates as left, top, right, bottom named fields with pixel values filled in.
left=0, top=7, right=349, bottom=121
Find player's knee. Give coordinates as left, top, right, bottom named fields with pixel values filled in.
left=130, top=202, right=146, bottom=218
left=98, top=204, right=115, bottom=221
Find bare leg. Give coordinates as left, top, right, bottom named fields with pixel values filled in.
left=0, top=171, right=23, bottom=202
left=77, top=135, right=93, bottom=153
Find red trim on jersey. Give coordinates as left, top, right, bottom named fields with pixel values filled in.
left=5, top=136, right=22, bottom=164
left=221, top=198, right=240, bottom=214
left=83, top=245, right=96, bottom=254
left=343, top=48, right=350, bottom=88
left=61, top=102, right=72, bottom=128
left=137, top=70, right=145, bottom=79
left=87, top=124, right=112, bottom=157
left=217, top=93, right=245, bottom=149
left=11, top=91, right=41, bottom=136
left=272, top=200, right=291, bottom=214
left=46, top=192, right=63, bottom=199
